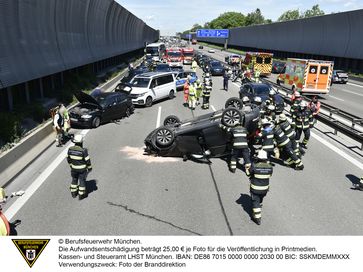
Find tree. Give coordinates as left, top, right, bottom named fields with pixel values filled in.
left=278, top=9, right=301, bottom=22
left=245, top=8, right=267, bottom=26
left=190, top=23, right=202, bottom=32
left=208, top=12, right=245, bottom=29
left=303, top=4, right=325, bottom=18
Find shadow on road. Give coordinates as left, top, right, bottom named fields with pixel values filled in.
left=86, top=179, right=98, bottom=196
left=9, top=219, right=21, bottom=236
left=107, top=201, right=202, bottom=236
left=236, top=194, right=252, bottom=219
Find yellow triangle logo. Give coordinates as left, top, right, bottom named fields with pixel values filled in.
left=12, top=239, right=50, bottom=268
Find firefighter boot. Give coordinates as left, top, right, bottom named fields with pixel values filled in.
left=71, top=191, right=78, bottom=198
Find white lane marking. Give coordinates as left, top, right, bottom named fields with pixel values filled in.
left=340, top=88, right=363, bottom=97
left=347, top=82, right=363, bottom=88
left=156, top=106, right=162, bottom=128
left=328, top=95, right=344, bottom=101
left=233, top=82, right=240, bottom=88
left=211, top=105, right=216, bottom=112
left=311, top=132, right=363, bottom=170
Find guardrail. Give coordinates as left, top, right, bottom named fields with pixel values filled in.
left=197, top=50, right=363, bottom=150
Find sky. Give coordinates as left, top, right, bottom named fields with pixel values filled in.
left=115, top=0, right=363, bottom=35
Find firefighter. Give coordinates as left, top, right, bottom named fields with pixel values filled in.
left=273, top=124, right=304, bottom=170
left=219, top=123, right=251, bottom=175
left=188, top=82, right=197, bottom=110
left=277, top=114, right=300, bottom=157
left=249, top=150, right=273, bottom=225
left=242, top=96, right=252, bottom=112
left=223, top=70, right=229, bottom=91
left=308, top=96, right=321, bottom=126
left=183, top=77, right=190, bottom=107
left=202, top=85, right=212, bottom=109
left=195, top=79, right=203, bottom=106
left=67, top=134, right=92, bottom=200
left=192, top=59, right=198, bottom=72
left=53, top=105, right=65, bottom=147
left=258, top=119, right=275, bottom=163
left=290, top=91, right=302, bottom=117
left=253, top=96, right=263, bottom=108
left=294, top=101, right=313, bottom=148
left=254, top=69, right=261, bottom=83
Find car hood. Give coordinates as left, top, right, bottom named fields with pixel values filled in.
left=130, top=86, right=148, bottom=95
left=74, top=91, right=102, bottom=109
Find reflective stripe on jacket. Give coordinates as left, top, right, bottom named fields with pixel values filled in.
left=67, top=145, right=92, bottom=172
left=249, top=162, right=273, bottom=195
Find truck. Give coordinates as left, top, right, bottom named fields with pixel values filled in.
left=277, top=58, right=334, bottom=94
left=165, top=48, right=183, bottom=68
left=182, top=48, right=194, bottom=65
left=243, top=52, right=273, bottom=76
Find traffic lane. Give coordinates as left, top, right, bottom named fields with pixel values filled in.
left=195, top=73, right=363, bottom=234
left=11, top=87, right=232, bottom=235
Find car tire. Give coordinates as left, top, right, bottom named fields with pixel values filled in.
left=145, top=96, right=153, bottom=107
left=221, top=108, right=243, bottom=127
left=155, top=127, right=175, bottom=147
left=168, top=90, right=175, bottom=99
left=163, top=115, right=181, bottom=126
left=225, top=97, right=243, bottom=110
left=125, top=107, right=131, bottom=117
left=92, top=117, right=101, bottom=128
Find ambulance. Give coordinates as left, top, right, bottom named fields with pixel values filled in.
left=243, top=52, right=273, bottom=76
left=277, top=58, right=334, bottom=94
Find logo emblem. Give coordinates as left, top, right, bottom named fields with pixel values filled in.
left=12, top=239, right=50, bottom=268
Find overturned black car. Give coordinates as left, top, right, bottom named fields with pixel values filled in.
left=144, top=98, right=260, bottom=158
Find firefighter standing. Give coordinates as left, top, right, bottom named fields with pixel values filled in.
left=183, top=77, right=190, bottom=107
left=195, top=79, right=203, bottom=106
left=202, top=85, right=212, bottom=109
left=219, top=123, right=251, bottom=175
left=67, top=135, right=92, bottom=200
left=223, top=70, right=229, bottom=91
left=294, top=101, right=313, bottom=148
left=248, top=150, right=273, bottom=225
left=188, top=83, right=197, bottom=110
left=278, top=114, right=300, bottom=157
left=290, top=91, right=302, bottom=116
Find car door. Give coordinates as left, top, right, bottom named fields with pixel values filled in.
left=306, top=63, right=319, bottom=90
left=115, top=94, right=127, bottom=118
left=103, top=96, right=118, bottom=121
left=176, top=72, right=185, bottom=87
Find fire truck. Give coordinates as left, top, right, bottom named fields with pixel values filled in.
left=165, top=48, right=183, bottom=68
left=277, top=58, right=334, bottom=94
left=182, top=48, right=194, bottom=65
left=243, top=52, right=273, bottom=76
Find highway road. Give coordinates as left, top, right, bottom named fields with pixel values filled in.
left=3, top=62, right=363, bottom=236
left=195, top=45, right=363, bottom=117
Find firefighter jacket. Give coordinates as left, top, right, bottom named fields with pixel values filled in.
left=67, top=145, right=92, bottom=172
left=279, top=120, right=295, bottom=139
left=273, top=125, right=290, bottom=147
left=202, top=87, right=211, bottom=97
left=249, top=161, right=273, bottom=195
left=259, top=126, right=275, bottom=152
left=293, top=109, right=313, bottom=129
left=220, top=124, right=248, bottom=150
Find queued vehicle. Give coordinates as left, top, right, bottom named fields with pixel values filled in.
left=145, top=42, right=166, bottom=62
left=209, top=60, right=225, bottom=76
left=175, top=70, right=198, bottom=89
left=225, top=55, right=241, bottom=66
left=129, top=72, right=176, bottom=107
left=165, top=48, right=183, bottom=68
left=69, top=84, right=134, bottom=128
left=208, top=49, right=216, bottom=53
left=272, top=61, right=286, bottom=74
left=191, top=39, right=197, bottom=45
left=155, top=63, right=172, bottom=72
left=243, top=52, right=274, bottom=76
left=199, top=45, right=204, bottom=49
left=332, top=70, right=348, bottom=84
left=239, top=82, right=285, bottom=112
left=144, top=98, right=260, bottom=158
left=182, top=48, right=195, bottom=64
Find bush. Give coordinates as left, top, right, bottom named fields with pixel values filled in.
left=0, top=113, right=22, bottom=144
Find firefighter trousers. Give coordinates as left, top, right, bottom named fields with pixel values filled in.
left=202, top=96, right=210, bottom=109
left=70, top=170, right=87, bottom=196
left=230, top=149, right=251, bottom=170
left=280, top=142, right=302, bottom=166
left=251, top=192, right=266, bottom=219
left=295, top=128, right=310, bottom=146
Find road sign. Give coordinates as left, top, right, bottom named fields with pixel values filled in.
left=196, top=29, right=229, bottom=38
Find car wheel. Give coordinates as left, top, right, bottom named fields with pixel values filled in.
left=221, top=108, right=243, bottom=127
left=92, top=117, right=101, bottom=128
left=125, top=107, right=131, bottom=117
left=225, top=97, right=243, bottom=109
left=168, top=90, right=175, bottom=99
left=163, top=115, right=181, bottom=126
left=145, top=96, right=153, bottom=107
left=155, top=127, right=175, bottom=147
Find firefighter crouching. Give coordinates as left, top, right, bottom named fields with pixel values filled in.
left=248, top=150, right=273, bottom=225
left=258, top=119, right=275, bottom=163
left=67, top=135, right=92, bottom=200
left=219, top=123, right=251, bottom=175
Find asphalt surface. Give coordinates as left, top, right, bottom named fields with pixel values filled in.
left=196, top=45, right=363, bottom=117
left=3, top=59, right=363, bottom=235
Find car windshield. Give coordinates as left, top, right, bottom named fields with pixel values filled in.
left=210, top=62, right=222, bottom=68
left=93, top=95, right=108, bottom=108
left=168, top=52, right=181, bottom=57
left=254, top=85, right=270, bottom=96
left=130, top=77, right=150, bottom=88
left=183, top=52, right=193, bottom=57
left=146, top=47, right=159, bottom=55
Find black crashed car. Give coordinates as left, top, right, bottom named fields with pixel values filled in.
left=69, top=84, right=134, bottom=128
left=209, top=61, right=225, bottom=76
left=144, top=98, right=260, bottom=158
left=239, top=82, right=285, bottom=112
